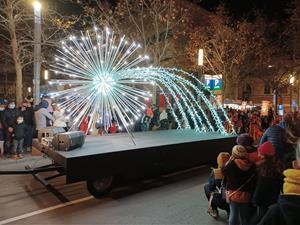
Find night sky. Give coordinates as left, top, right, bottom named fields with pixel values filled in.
left=198, top=0, right=292, bottom=21
left=57, top=0, right=293, bottom=22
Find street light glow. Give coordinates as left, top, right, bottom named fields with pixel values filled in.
left=33, top=1, right=41, bottom=11
left=198, top=49, right=203, bottom=66
left=290, top=76, right=295, bottom=84
left=44, top=70, right=49, bottom=80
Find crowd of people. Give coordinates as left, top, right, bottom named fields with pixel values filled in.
left=225, top=108, right=277, bottom=140
left=204, top=112, right=300, bottom=225
left=0, top=96, right=67, bottom=159
left=0, top=94, right=292, bottom=161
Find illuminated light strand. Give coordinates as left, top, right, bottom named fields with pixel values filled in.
left=49, top=27, right=235, bottom=136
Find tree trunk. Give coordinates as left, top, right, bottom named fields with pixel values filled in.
left=8, top=2, right=23, bottom=105
left=15, top=62, right=23, bottom=104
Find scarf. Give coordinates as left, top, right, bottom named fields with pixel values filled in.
left=283, top=169, right=300, bottom=196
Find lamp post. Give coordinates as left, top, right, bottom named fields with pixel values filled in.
left=33, top=1, right=42, bottom=105
left=290, top=75, right=295, bottom=112
left=197, top=49, right=204, bottom=102
left=198, top=49, right=203, bottom=67
left=44, top=69, right=49, bottom=80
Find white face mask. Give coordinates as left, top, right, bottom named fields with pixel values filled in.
left=8, top=103, right=15, bottom=109
left=17, top=119, right=23, bottom=124
left=0, top=106, right=4, bottom=111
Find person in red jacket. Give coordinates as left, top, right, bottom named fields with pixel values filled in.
left=80, top=116, right=89, bottom=134
left=108, top=119, right=118, bottom=134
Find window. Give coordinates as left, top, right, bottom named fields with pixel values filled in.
left=264, top=83, right=271, bottom=94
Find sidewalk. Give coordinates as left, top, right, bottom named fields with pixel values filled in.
left=0, top=153, right=52, bottom=170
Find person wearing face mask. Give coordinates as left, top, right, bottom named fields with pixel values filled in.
left=2, top=101, right=19, bottom=154
left=12, top=116, right=26, bottom=159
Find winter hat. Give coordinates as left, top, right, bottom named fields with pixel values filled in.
left=258, top=141, right=275, bottom=156
left=236, top=133, right=254, bottom=147
left=232, top=145, right=247, bottom=159
left=217, top=152, right=230, bottom=168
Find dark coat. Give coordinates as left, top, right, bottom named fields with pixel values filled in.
left=2, top=108, right=19, bottom=128
left=13, top=123, right=26, bottom=140
left=21, top=107, right=35, bottom=126
left=0, top=126, right=4, bottom=141
left=222, top=159, right=256, bottom=192
left=0, top=110, right=4, bottom=123
left=252, top=175, right=283, bottom=207
left=258, top=195, right=300, bottom=225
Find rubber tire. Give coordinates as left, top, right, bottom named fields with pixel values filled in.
left=87, top=176, right=114, bottom=198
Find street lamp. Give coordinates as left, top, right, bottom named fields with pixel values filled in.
left=44, top=69, right=49, bottom=80
left=197, top=49, right=204, bottom=102
left=289, top=75, right=295, bottom=85
left=33, top=1, right=42, bottom=106
left=198, top=49, right=203, bottom=66
left=290, top=75, right=296, bottom=111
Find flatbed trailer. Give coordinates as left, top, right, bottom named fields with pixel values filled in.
left=1, top=130, right=236, bottom=198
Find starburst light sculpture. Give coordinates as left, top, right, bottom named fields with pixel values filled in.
left=49, top=27, right=235, bottom=137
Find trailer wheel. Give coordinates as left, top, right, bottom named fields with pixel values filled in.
left=87, top=176, right=114, bottom=198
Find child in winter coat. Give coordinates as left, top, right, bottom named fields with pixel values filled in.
left=12, top=116, right=26, bottom=159
left=222, top=145, right=256, bottom=225
left=258, top=139, right=300, bottom=225
left=204, top=152, right=231, bottom=219
left=250, top=141, right=283, bottom=225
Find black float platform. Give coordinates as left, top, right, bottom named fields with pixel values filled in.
left=43, top=130, right=236, bottom=184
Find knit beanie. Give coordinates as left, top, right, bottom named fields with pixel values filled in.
left=258, top=141, right=275, bottom=156
left=236, top=133, right=254, bottom=147
left=232, top=145, right=247, bottom=159
left=217, top=152, right=230, bottom=168
left=283, top=169, right=300, bottom=195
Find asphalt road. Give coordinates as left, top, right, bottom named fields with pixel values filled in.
left=0, top=155, right=228, bottom=225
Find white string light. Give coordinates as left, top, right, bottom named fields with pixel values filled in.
left=50, top=28, right=235, bottom=136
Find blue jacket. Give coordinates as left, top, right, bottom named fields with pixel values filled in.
left=260, top=125, right=285, bottom=158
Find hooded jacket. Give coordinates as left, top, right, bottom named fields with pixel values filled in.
left=34, top=100, right=54, bottom=129
left=258, top=169, right=300, bottom=225
left=222, top=158, right=256, bottom=192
